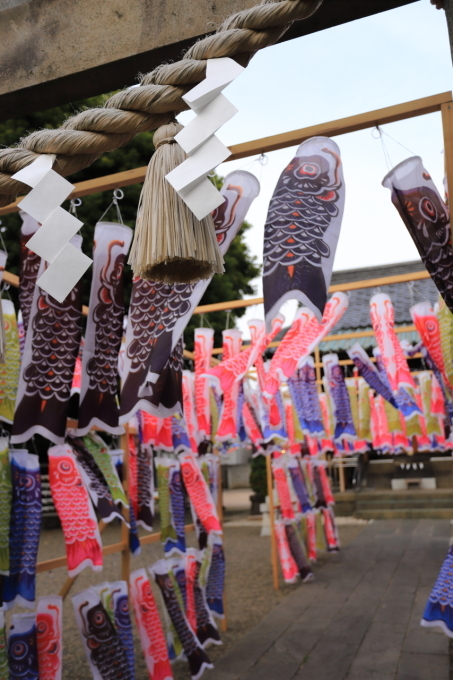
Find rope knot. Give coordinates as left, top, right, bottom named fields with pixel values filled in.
left=153, top=121, right=183, bottom=150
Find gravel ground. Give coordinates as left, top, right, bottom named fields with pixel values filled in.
left=9, top=510, right=366, bottom=680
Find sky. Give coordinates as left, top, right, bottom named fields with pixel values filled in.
left=178, top=1, right=453, bottom=336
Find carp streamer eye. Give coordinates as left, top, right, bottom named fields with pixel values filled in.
left=94, top=612, right=105, bottom=626
left=419, top=196, right=438, bottom=222
left=12, top=642, right=27, bottom=660
left=297, top=163, right=320, bottom=178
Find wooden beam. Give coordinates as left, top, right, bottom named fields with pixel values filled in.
left=194, top=271, right=430, bottom=315
left=0, top=93, right=450, bottom=217
left=37, top=523, right=196, bottom=574
left=442, top=102, right=453, bottom=235
left=228, top=92, right=452, bottom=160
left=3, top=259, right=423, bottom=349
left=211, top=324, right=418, bottom=355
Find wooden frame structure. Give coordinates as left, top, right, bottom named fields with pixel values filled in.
left=2, top=90, right=448, bottom=600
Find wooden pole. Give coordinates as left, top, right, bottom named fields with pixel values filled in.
left=338, top=460, right=346, bottom=493
left=442, top=101, right=453, bottom=227
left=314, top=347, right=322, bottom=393
left=266, top=453, right=279, bottom=591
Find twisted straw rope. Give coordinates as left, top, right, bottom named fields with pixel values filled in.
left=0, top=0, right=323, bottom=207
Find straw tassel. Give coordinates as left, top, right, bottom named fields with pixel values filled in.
left=128, top=121, right=224, bottom=284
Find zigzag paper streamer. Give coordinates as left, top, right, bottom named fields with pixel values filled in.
left=12, top=156, right=92, bottom=302
left=167, top=58, right=244, bottom=219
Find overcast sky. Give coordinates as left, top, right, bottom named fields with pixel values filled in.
left=178, top=1, right=452, bottom=336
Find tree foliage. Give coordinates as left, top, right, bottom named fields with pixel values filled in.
left=0, top=96, right=260, bottom=348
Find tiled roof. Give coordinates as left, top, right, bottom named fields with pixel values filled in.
left=330, top=260, right=438, bottom=331
left=273, top=260, right=438, bottom=353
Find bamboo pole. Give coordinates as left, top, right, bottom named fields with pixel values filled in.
left=266, top=453, right=279, bottom=591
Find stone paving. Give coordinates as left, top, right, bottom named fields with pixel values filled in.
left=205, top=520, right=451, bottom=680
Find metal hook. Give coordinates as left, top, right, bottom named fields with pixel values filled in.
left=69, top=197, right=82, bottom=216
left=371, top=126, right=382, bottom=139
left=113, top=188, right=124, bottom=200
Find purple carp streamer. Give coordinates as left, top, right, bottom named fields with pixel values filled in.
left=206, top=533, right=226, bottom=620
left=105, top=581, right=135, bottom=680
left=3, top=451, right=41, bottom=610
left=119, top=172, right=260, bottom=423
left=263, top=137, right=345, bottom=327
left=383, top=157, right=453, bottom=311
left=287, top=458, right=312, bottom=514
left=12, top=237, right=83, bottom=445
left=77, top=222, right=132, bottom=436
left=322, top=354, right=356, bottom=442
left=422, top=546, right=453, bottom=638
left=284, top=521, right=313, bottom=582
left=347, top=343, right=398, bottom=408
left=8, top=612, right=39, bottom=680
left=288, top=358, right=324, bottom=436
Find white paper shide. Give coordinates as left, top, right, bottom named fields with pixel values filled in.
left=166, top=57, right=244, bottom=220
left=11, top=157, right=92, bottom=302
